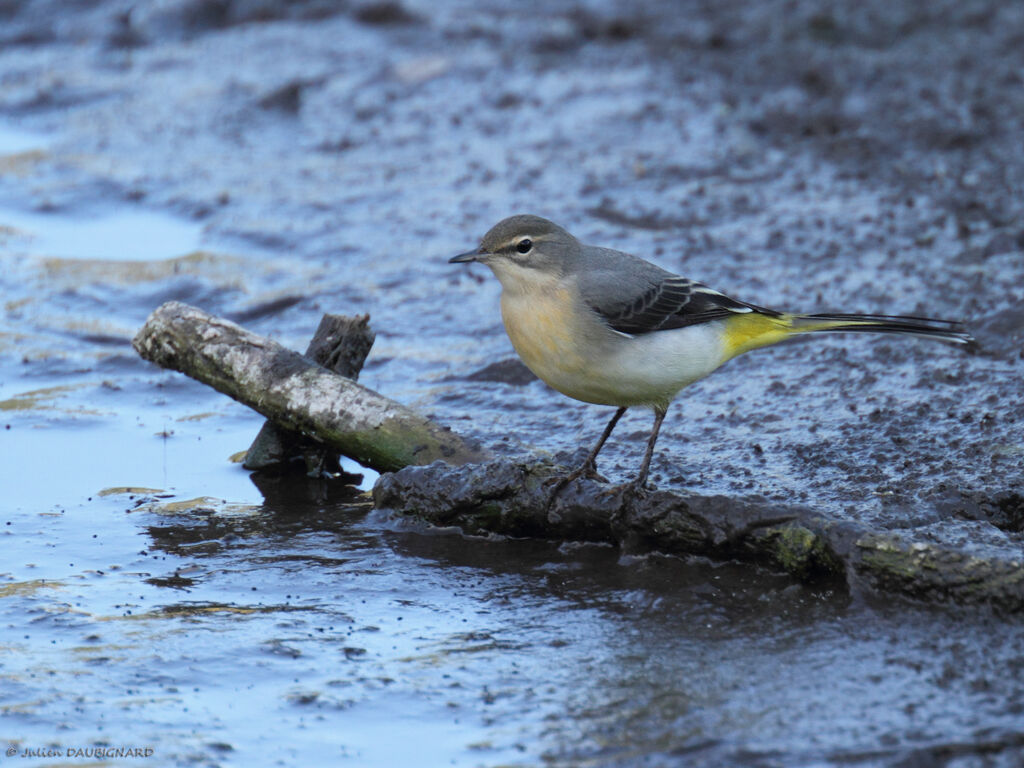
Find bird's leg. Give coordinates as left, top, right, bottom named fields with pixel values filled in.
left=629, top=407, right=667, bottom=496
left=546, top=407, right=627, bottom=501
left=576, top=406, right=627, bottom=480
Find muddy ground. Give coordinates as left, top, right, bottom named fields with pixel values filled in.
left=1, top=0, right=1023, bottom=765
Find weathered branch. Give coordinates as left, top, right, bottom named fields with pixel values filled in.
left=132, top=301, right=487, bottom=472
left=373, top=459, right=1024, bottom=611
left=244, top=313, right=375, bottom=475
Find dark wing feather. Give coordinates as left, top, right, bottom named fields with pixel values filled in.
left=590, top=275, right=771, bottom=335
left=573, top=246, right=779, bottom=335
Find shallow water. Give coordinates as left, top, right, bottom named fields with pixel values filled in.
left=0, top=204, right=204, bottom=262
left=5, top=481, right=1023, bottom=767
left=1, top=1, right=1023, bottom=765
left=0, top=124, right=45, bottom=155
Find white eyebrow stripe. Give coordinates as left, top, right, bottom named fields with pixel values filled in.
left=499, top=235, right=535, bottom=249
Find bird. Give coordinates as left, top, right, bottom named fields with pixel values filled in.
left=450, top=214, right=972, bottom=499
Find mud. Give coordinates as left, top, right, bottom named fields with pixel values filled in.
left=2, top=0, right=1024, bottom=764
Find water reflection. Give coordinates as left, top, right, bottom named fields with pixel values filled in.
left=0, top=124, right=46, bottom=154
left=0, top=204, right=204, bottom=262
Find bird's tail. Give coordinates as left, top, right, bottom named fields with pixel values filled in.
left=787, top=313, right=973, bottom=344
left=720, top=310, right=972, bottom=360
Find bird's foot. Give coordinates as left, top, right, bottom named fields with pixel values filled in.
left=620, top=474, right=655, bottom=502
left=544, top=461, right=608, bottom=508
left=543, top=463, right=607, bottom=488
left=627, top=478, right=652, bottom=499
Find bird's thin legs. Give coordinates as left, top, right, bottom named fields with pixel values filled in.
left=631, top=407, right=667, bottom=494
left=546, top=406, right=627, bottom=504
left=578, top=406, right=627, bottom=479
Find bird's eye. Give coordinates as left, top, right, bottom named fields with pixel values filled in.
left=516, top=238, right=533, bottom=254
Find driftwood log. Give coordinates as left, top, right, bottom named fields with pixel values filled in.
left=133, top=302, right=1024, bottom=611
left=244, top=313, right=375, bottom=476
left=132, top=301, right=486, bottom=472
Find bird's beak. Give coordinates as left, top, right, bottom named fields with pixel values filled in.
left=449, top=249, right=482, bottom=264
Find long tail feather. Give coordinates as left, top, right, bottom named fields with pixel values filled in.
left=790, top=313, right=973, bottom=344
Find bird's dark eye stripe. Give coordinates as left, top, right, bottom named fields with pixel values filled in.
left=515, top=238, right=533, bottom=254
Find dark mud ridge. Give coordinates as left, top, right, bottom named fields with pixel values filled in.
left=375, top=458, right=1024, bottom=612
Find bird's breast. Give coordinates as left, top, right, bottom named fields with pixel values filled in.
left=500, top=286, right=588, bottom=378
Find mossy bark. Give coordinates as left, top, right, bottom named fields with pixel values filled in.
left=854, top=534, right=1024, bottom=612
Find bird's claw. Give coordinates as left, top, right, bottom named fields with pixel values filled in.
left=625, top=478, right=652, bottom=500
left=630, top=484, right=650, bottom=500
left=544, top=461, right=608, bottom=508
left=543, top=462, right=605, bottom=489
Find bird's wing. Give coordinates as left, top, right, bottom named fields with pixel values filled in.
left=578, top=252, right=775, bottom=335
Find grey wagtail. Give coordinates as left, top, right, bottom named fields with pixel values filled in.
left=450, top=214, right=972, bottom=497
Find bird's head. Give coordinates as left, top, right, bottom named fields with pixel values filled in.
left=450, top=215, right=579, bottom=284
